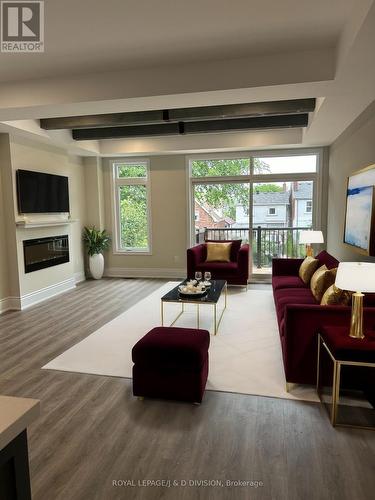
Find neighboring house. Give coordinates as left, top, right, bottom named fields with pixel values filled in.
left=291, top=181, right=313, bottom=227
left=235, top=190, right=291, bottom=228
left=194, top=200, right=234, bottom=229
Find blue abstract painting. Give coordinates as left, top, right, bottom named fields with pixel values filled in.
left=344, top=185, right=374, bottom=251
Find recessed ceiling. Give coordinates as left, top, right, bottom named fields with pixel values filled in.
left=0, top=0, right=359, bottom=83
left=0, top=0, right=374, bottom=156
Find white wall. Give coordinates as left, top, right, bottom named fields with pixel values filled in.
left=101, top=155, right=188, bottom=277
left=327, top=100, right=375, bottom=261
left=0, top=150, right=9, bottom=304
left=11, top=139, right=87, bottom=296
left=0, top=134, right=87, bottom=311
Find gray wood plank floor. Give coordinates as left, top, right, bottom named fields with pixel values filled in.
left=0, top=278, right=374, bottom=500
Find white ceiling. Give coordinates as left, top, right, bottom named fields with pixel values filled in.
left=0, top=0, right=374, bottom=156
left=0, top=0, right=359, bottom=83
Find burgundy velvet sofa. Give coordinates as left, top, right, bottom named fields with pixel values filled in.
left=187, top=240, right=249, bottom=285
left=272, top=251, right=375, bottom=386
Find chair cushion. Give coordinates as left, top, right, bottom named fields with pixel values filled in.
left=205, top=239, right=242, bottom=262
left=196, top=261, right=238, bottom=276
left=274, top=288, right=316, bottom=302
left=275, top=289, right=317, bottom=322
left=132, top=327, right=210, bottom=369
left=315, top=250, right=340, bottom=270
left=272, top=275, right=307, bottom=291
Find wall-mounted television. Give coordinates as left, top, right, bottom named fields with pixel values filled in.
left=343, top=164, right=375, bottom=256
left=17, top=169, right=70, bottom=214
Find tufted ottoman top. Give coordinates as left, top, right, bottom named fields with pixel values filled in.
left=132, top=327, right=210, bottom=370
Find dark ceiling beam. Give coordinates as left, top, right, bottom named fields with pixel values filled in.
left=168, top=99, right=315, bottom=122
left=41, top=99, right=315, bottom=130
left=72, top=114, right=308, bottom=141
left=41, top=110, right=166, bottom=130
left=72, top=122, right=182, bottom=140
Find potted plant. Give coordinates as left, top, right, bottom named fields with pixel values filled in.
left=83, top=226, right=111, bottom=280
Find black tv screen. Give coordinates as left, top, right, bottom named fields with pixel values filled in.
left=17, top=169, right=70, bottom=213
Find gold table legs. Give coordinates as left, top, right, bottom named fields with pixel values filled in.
left=317, top=334, right=375, bottom=430
left=161, top=284, right=227, bottom=335
left=213, top=282, right=227, bottom=335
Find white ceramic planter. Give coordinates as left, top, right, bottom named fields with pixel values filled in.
left=89, top=253, right=104, bottom=280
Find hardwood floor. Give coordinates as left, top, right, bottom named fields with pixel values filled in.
left=0, top=278, right=374, bottom=500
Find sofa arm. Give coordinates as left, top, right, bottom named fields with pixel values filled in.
left=283, top=304, right=375, bottom=384
left=187, top=244, right=205, bottom=278
left=272, top=258, right=304, bottom=276
left=237, top=244, right=249, bottom=273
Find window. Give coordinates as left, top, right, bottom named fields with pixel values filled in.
left=191, top=158, right=250, bottom=177
left=192, top=182, right=250, bottom=239
left=253, top=155, right=317, bottom=175
left=195, top=211, right=200, bottom=221
left=112, top=160, right=151, bottom=253
left=189, top=152, right=320, bottom=276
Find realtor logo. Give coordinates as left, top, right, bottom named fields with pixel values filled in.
left=1, top=1, right=44, bottom=52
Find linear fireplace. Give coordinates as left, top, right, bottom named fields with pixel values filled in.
left=23, top=235, right=70, bottom=273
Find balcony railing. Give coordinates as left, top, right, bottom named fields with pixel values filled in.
left=196, top=226, right=309, bottom=269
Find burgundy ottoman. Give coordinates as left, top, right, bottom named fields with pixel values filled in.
left=132, top=327, right=210, bottom=403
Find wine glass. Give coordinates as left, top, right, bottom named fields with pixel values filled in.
left=204, top=271, right=211, bottom=284
left=195, top=271, right=202, bottom=283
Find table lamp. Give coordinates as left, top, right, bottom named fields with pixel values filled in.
left=299, top=230, right=324, bottom=257
left=335, top=262, right=375, bottom=339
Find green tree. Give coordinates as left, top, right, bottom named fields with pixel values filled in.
left=253, top=184, right=283, bottom=193
left=120, top=185, right=148, bottom=248
left=117, top=164, right=147, bottom=178
left=192, top=158, right=272, bottom=219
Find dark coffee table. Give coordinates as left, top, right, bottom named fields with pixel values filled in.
left=161, top=280, right=227, bottom=335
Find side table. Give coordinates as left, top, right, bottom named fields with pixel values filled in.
left=317, top=326, right=375, bottom=430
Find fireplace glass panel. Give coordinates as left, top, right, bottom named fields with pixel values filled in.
left=23, top=235, right=70, bottom=273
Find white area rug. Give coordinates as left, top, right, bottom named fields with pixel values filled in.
left=43, top=282, right=319, bottom=402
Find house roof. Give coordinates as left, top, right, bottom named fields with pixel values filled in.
left=195, top=200, right=235, bottom=225
left=253, top=190, right=290, bottom=205
left=293, top=182, right=313, bottom=199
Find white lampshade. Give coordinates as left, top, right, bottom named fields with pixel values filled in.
left=335, top=262, right=375, bottom=293
left=299, top=230, right=324, bottom=244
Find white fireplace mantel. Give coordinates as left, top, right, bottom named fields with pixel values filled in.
left=16, top=220, right=78, bottom=229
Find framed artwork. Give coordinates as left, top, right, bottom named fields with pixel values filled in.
left=344, top=164, right=375, bottom=256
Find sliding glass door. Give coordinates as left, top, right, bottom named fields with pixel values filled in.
left=193, top=182, right=250, bottom=244
left=189, top=152, right=320, bottom=279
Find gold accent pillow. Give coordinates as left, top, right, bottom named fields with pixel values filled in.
left=206, top=242, right=232, bottom=262
left=299, top=256, right=319, bottom=285
left=321, top=284, right=352, bottom=306
left=310, top=265, right=337, bottom=302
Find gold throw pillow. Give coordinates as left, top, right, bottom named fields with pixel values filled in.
left=299, top=256, right=319, bottom=285
left=309, top=265, right=337, bottom=302
left=321, top=284, right=352, bottom=306
left=206, top=242, right=232, bottom=262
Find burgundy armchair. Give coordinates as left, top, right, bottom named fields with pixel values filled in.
left=187, top=240, right=249, bottom=286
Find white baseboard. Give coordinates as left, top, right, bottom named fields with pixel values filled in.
left=0, top=277, right=78, bottom=313
left=0, top=297, right=18, bottom=314
left=105, top=267, right=186, bottom=279
left=20, top=277, right=76, bottom=310
left=74, top=271, right=86, bottom=284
